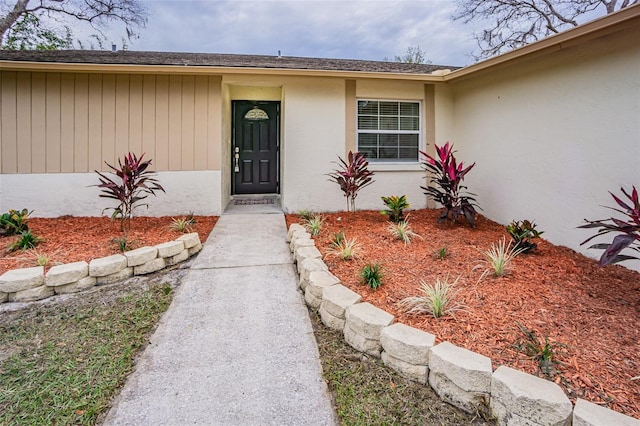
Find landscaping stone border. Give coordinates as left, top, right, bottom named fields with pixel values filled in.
left=0, top=232, right=202, bottom=304
left=287, top=223, right=640, bottom=426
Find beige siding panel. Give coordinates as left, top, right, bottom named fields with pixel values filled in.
left=87, top=74, right=102, bottom=171
left=31, top=73, right=47, bottom=173
left=1, top=72, right=18, bottom=173
left=181, top=75, right=195, bottom=170
left=115, top=74, right=130, bottom=157
left=193, top=76, right=208, bottom=170
left=141, top=75, right=156, bottom=161
left=208, top=76, right=222, bottom=169
left=46, top=73, right=61, bottom=172
left=168, top=75, right=182, bottom=170
left=16, top=72, right=32, bottom=173
left=60, top=73, right=75, bottom=172
left=74, top=74, right=89, bottom=172
left=129, top=74, right=143, bottom=155
left=101, top=74, right=116, bottom=168
left=154, top=75, right=169, bottom=170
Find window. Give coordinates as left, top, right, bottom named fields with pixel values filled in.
left=357, top=100, right=421, bottom=162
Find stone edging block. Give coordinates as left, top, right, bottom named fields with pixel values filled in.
left=134, top=258, right=167, bottom=276
left=381, top=352, right=428, bottom=384
left=45, top=261, right=89, bottom=287
left=320, top=284, right=361, bottom=319
left=429, top=341, right=492, bottom=414
left=573, top=398, right=640, bottom=426
left=89, top=254, right=127, bottom=277
left=176, top=232, right=200, bottom=249
left=286, top=223, right=306, bottom=242
left=155, top=241, right=185, bottom=258
left=0, top=266, right=45, bottom=293
left=294, top=246, right=322, bottom=266
left=304, top=270, right=340, bottom=309
left=491, top=366, right=573, bottom=426
left=55, top=276, right=97, bottom=294
left=9, top=285, right=54, bottom=302
left=124, top=246, right=158, bottom=267
left=380, top=323, right=435, bottom=366
left=345, top=302, right=394, bottom=340
left=298, top=258, right=328, bottom=290
left=96, top=267, right=134, bottom=285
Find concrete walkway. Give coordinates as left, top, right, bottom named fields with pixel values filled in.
left=104, top=206, right=337, bottom=425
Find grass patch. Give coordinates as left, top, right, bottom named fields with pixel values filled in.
left=0, top=282, right=174, bottom=425
left=310, top=310, right=491, bottom=425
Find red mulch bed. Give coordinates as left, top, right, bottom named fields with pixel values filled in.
left=286, top=210, right=640, bottom=419
left=0, top=216, right=217, bottom=274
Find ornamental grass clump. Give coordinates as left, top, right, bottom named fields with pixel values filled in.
left=304, top=214, right=325, bottom=236
left=579, top=185, right=640, bottom=266
left=386, top=218, right=421, bottom=246
left=420, top=142, right=480, bottom=227
left=328, top=235, right=360, bottom=261
left=477, top=237, right=525, bottom=279
left=327, top=151, right=375, bottom=213
left=399, top=275, right=465, bottom=319
left=94, top=152, right=165, bottom=232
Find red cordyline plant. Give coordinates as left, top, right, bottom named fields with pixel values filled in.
left=579, top=185, right=640, bottom=266
left=420, top=142, right=480, bottom=227
left=94, top=152, right=165, bottom=231
left=327, top=151, right=375, bottom=213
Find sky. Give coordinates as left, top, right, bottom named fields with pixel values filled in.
left=118, top=0, right=484, bottom=67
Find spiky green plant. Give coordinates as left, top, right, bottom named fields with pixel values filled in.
left=513, top=322, right=567, bottom=377
left=359, top=262, right=384, bottom=290
left=433, top=246, right=449, bottom=260
left=398, top=276, right=465, bottom=319
left=169, top=214, right=196, bottom=233
left=8, top=231, right=43, bottom=252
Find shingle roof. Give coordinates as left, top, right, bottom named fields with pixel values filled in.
left=0, top=50, right=459, bottom=74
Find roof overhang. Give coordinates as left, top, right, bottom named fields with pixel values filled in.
left=0, top=60, right=451, bottom=82
left=444, top=3, right=640, bottom=82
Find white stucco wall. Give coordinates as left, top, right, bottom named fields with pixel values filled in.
left=280, top=77, right=347, bottom=213
left=0, top=171, right=222, bottom=217
left=450, top=27, right=640, bottom=270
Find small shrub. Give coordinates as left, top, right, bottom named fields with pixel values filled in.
left=513, top=322, right=566, bottom=377
left=478, top=237, right=525, bottom=278
left=327, top=151, right=375, bottom=213
left=94, top=152, right=165, bottom=231
left=359, top=262, right=384, bottom=290
left=398, top=276, right=464, bottom=319
left=328, top=235, right=360, bottom=260
left=579, top=185, right=640, bottom=266
left=387, top=218, right=420, bottom=246
left=304, top=214, right=325, bottom=236
left=0, top=208, right=31, bottom=236
left=169, top=214, right=196, bottom=233
left=380, top=195, right=410, bottom=223
left=433, top=246, right=449, bottom=260
left=507, top=219, right=543, bottom=254
left=420, top=142, right=480, bottom=227
left=8, top=231, right=43, bottom=252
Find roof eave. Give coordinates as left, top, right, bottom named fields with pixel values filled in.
left=444, top=3, right=640, bottom=82
left=0, top=60, right=449, bottom=81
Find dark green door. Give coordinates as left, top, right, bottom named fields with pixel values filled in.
left=232, top=101, right=280, bottom=194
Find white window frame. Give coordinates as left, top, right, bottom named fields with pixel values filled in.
left=356, top=99, right=422, bottom=163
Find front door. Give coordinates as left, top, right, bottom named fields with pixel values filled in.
left=232, top=101, right=280, bottom=194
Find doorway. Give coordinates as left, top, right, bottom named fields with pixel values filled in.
left=231, top=101, right=280, bottom=194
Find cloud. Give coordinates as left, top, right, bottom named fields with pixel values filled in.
left=127, top=0, right=481, bottom=66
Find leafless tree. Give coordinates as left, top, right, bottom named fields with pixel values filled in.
left=1, top=0, right=147, bottom=49
left=385, top=45, right=432, bottom=64
left=454, top=0, right=638, bottom=59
